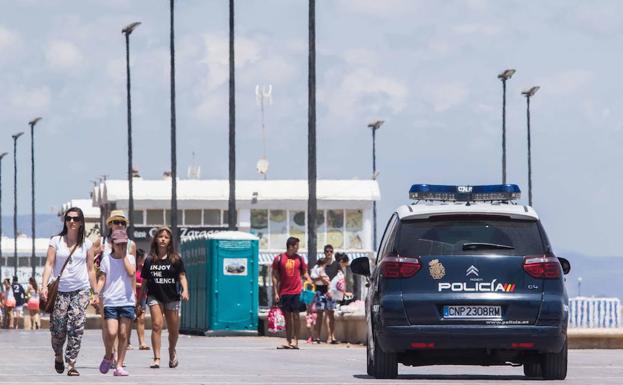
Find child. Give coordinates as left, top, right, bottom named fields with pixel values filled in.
left=96, top=229, right=136, bottom=376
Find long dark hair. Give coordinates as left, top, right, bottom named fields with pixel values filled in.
left=58, top=207, right=86, bottom=246
left=29, top=277, right=38, bottom=292
left=149, top=227, right=181, bottom=264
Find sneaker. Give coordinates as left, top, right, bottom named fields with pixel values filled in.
left=113, top=367, right=129, bottom=376
left=99, top=357, right=113, bottom=374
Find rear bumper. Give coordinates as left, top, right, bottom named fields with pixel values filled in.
left=377, top=324, right=566, bottom=354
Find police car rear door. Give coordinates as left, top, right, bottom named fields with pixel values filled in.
left=397, top=215, right=546, bottom=325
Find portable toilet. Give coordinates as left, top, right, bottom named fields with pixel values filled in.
left=180, top=231, right=259, bottom=335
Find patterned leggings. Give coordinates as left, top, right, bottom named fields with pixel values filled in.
left=50, top=289, right=90, bottom=365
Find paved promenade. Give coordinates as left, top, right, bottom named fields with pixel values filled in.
left=1, top=329, right=622, bottom=384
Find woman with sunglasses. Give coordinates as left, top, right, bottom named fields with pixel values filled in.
left=41, top=207, right=98, bottom=376
left=140, top=227, right=189, bottom=369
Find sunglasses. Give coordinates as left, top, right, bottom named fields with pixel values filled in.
left=65, top=216, right=81, bottom=223
left=324, top=250, right=334, bottom=254
left=112, top=220, right=127, bottom=226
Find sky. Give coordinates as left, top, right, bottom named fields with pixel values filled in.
left=0, top=0, right=622, bottom=257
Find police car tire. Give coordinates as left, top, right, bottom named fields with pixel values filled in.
left=523, top=362, right=542, bottom=378
left=372, top=334, right=398, bottom=379
left=541, top=341, right=568, bottom=380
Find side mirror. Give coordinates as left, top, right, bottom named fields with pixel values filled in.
left=558, top=257, right=571, bottom=275
left=350, top=257, right=371, bottom=277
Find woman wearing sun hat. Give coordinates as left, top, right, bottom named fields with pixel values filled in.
left=93, top=210, right=137, bottom=365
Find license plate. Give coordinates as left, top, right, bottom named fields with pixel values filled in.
left=443, top=305, right=502, bottom=319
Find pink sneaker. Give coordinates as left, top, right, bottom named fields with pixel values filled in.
left=113, top=367, right=129, bottom=376
left=99, top=357, right=113, bottom=374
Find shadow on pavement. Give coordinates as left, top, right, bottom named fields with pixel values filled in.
left=353, top=374, right=528, bottom=381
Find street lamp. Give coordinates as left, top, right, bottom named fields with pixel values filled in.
left=12, top=132, right=24, bottom=277
left=577, top=276, right=583, bottom=297
left=29, top=117, right=42, bottom=278
left=307, top=0, right=317, bottom=267
left=122, top=21, right=141, bottom=240
left=0, top=152, right=8, bottom=280
left=169, top=0, right=179, bottom=247
left=521, top=86, right=540, bottom=206
left=228, top=0, right=237, bottom=230
left=497, top=69, right=516, bottom=184
left=368, top=120, right=384, bottom=250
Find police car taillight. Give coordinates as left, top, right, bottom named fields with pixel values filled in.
left=381, top=255, right=421, bottom=278
left=523, top=255, right=561, bottom=279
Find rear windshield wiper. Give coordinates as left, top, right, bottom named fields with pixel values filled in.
left=462, top=242, right=514, bottom=251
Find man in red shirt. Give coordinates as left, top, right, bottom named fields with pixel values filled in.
left=272, top=237, right=311, bottom=349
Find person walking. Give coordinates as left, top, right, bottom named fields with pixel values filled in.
left=327, top=252, right=352, bottom=344
left=310, top=254, right=331, bottom=343
left=272, top=237, right=311, bottom=350
left=140, top=227, right=189, bottom=369
left=96, top=229, right=136, bottom=377
left=26, top=277, right=41, bottom=330
left=41, top=207, right=98, bottom=376
left=2, top=278, right=15, bottom=329
left=11, top=276, right=26, bottom=329
left=320, top=244, right=339, bottom=343
left=129, top=248, right=149, bottom=350
left=93, top=210, right=137, bottom=361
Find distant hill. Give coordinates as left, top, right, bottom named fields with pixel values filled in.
left=561, top=251, right=623, bottom=299
left=1, top=214, right=61, bottom=239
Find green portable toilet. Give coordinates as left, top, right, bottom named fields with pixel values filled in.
left=180, top=231, right=259, bottom=335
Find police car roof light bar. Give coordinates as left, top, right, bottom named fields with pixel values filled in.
left=409, top=184, right=521, bottom=202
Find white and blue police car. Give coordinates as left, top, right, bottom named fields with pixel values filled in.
left=350, top=184, right=570, bottom=380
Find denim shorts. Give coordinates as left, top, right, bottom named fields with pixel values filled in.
left=147, top=296, right=180, bottom=311
left=104, top=305, right=136, bottom=320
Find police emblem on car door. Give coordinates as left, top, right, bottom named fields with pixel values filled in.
left=428, top=259, right=446, bottom=280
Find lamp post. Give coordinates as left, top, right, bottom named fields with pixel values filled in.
left=577, top=276, right=583, bottom=297
left=228, top=0, right=237, bottom=230
left=307, top=0, right=317, bottom=267
left=497, top=69, right=516, bottom=184
left=521, top=86, right=539, bottom=207
left=29, top=117, right=42, bottom=278
left=169, top=0, right=179, bottom=247
left=12, top=132, right=24, bottom=277
left=368, top=120, right=383, bottom=250
left=122, top=21, right=141, bottom=240
left=0, top=152, right=8, bottom=280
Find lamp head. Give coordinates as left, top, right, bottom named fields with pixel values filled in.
left=122, top=22, right=142, bottom=35
left=368, top=120, right=384, bottom=130
left=28, top=117, right=42, bottom=126
left=0, top=152, right=7, bottom=160
left=497, top=69, right=516, bottom=80
left=12, top=132, right=24, bottom=140
left=521, top=86, right=540, bottom=98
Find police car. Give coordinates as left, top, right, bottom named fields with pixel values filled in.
left=350, top=184, right=570, bottom=380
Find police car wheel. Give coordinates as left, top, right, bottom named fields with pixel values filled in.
left=523, top=362, right=542, bottom=378
left=541, top=341, right=568, bottom=380
left=371, top=331, right=398, bottom=379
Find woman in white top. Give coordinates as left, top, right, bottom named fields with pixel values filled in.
left=41, top=207, right=98, bottom=377
left=96, top=229, right=136, bottom=377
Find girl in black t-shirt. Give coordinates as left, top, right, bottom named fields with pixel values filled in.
left=139, top=227, right=189, bottom=369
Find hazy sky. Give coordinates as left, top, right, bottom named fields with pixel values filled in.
left=1, top=0, right=622, bottom=256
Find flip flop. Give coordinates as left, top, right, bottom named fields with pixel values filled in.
left=276, top=345, right=292, bottom=349
left=290, top=345, right=300, bottom=350
left=67, top=368, right=80, bottom=376
left=150, top=357, right=160, bottom=369
left=169, top=350, right=178, bottom=368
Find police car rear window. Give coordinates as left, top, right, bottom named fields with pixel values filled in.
left=396, top=215, right=546, bottom=256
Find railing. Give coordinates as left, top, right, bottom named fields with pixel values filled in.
left=569, top=297, right=621, bottom=328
